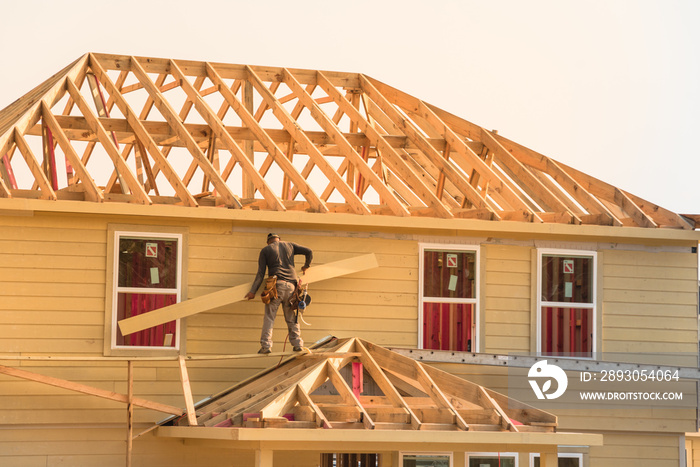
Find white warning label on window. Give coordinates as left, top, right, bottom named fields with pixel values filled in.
left=446, top=253, right=458, bottom=268
left=146, top=242, right=158, bottom=258
left=563, top=259, right=574, bottom=274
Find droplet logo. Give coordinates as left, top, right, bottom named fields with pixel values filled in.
left=528, top=360, right=568, bottom=400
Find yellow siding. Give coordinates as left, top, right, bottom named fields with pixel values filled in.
left=482, top=244, right=531, bottom=354
left=602, top=250, right=699, bottom=364
left=1, top=210, right=698, bottom=466
left=588, top=433, right=681, bottom=467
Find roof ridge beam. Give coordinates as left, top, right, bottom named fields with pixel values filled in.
left=245, top=66, right=371, bottom=216
left=317, top=73, right=453, bottom=218
left=88, top=56, right=198, bottom=207
left=359, top=75, right=495, bottom=215
left=205, top=63, right=328, bottom=213
left=65, top=79, right=152, bottom=205
left=283, top=68, right=411, bottom=217
left=128, top=56, right=241, bottom=208
left=170, top=59, right=285, bottom=211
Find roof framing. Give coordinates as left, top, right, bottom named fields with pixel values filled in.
left=0, top=53, right=693, bottom=229
left=170, top=337, right=557, bottom=433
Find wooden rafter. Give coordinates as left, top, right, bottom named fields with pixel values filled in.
left=66, top=79, right=152, bottom=205
left=88, top=56, right=198, bottom=207
left=40, top=102, right=103, bottom=203
left=128, top=56, right=241, bottom=208
left=170, top=59, right=284, bottom=211
left=317, top=73, right=453, bottom=218
left=246, top=66, right=371, bottom=216
left=171, top=338, right=557, bottom=433
left=283, top=69, right=410, bottom=217
left=360, top=75, right=494, bottom=215
left=13, top=129, right=56, bottom=200
left=206, top=63, right=327, bottom=213
left=0, top=53, right=689, bottom=230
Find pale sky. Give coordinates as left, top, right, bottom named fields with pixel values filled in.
left=1, top=0, right=698, bottom=214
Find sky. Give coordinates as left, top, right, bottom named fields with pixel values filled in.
left=0, top=0, right=698, bottom=214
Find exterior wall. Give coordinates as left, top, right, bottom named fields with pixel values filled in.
left=0, top=208, right=698, bottom=466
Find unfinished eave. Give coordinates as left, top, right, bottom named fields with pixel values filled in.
left=0, top=52, right=694, bottom=230
left=164, top=338, right=558, bottom=433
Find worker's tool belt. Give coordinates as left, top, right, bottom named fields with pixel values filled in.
left=261, top=276, right=278, bottom=304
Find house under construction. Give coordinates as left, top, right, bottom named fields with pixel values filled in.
left=0, top=53, right=698, bottom=466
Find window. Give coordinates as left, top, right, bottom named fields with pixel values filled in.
left=531, top=453, right=582, bottom=467
left=419, top=245, right=478, bottom=352
left=105, top=226, right=187, bottom=355
left=537, top=250, right=596, bottom=357
left=320, top=453, right=379, bottom=467
left=467, top=452, right=517, bottom=467
left=400, top=452, right=451, bottom=467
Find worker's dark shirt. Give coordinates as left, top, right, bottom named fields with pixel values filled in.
left=249, top=241, right=313, bottom=294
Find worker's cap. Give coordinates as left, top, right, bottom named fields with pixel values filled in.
left=267, top=233, right=280, bottom=242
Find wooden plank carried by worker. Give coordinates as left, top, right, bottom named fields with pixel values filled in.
left=118, top=253, right=379, bottom=337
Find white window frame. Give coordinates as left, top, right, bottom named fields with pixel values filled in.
left=536, top=248, right=597, bottom=358
left=400, top=451, right=453, bottom=467
left=467, top=452, right=519, bottom=467
left=419, top=244, right=480, bottom=352
left=529, top=452, right=583, bottom=467
left=108, top=230, right=184, bottom=354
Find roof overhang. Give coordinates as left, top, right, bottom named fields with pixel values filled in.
left=156, top=426, right=603, bottom=451
left=1, top=196, right=698, bottom=246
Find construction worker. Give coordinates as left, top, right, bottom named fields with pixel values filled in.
left=244, top=233, right=312, bottom=354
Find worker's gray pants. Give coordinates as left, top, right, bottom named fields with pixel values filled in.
left=260, top=281, right=303, bottom=350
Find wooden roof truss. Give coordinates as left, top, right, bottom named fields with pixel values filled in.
left=176, top=337, right=557, bottom=432
left=0, top=53, right=692, bottom=228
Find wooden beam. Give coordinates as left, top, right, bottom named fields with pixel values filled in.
left=356, top=340, right=421, bottom=430
left=88, top=56, right=198, bottom=207
left=66, top=79, right=152, bottom=205
left=480, top=128, right=568, bottom=217
left=414, top=100, right=537, bottom=216
left=326, top=362, right=375, bottom=429
left=205, top=63, right=327, bottom=213
left=13, top=129, right=56, bottom=200
left=170, top=59, right=285, bottom=211
left=126, top=361, right=134, bottom=467
left=317, top=73, right=452, bottom=218
left=359, top=75, right=493, bottom=214
left=283, top=69, right=410, bottom=217
left=128, top=56, right=241, bottom=208
left=414, top=362, right=469, bottom=431
left=119, top=253, right=379, bottom=336
left=0, top=364, right=183, bottom=416
left=40, top=102, right=103, bottom=202
left=246, top=65, right=372, bottom=216
left=296, top=383, right=333, bottom=428
left=178, top=356, right=197, bottom=426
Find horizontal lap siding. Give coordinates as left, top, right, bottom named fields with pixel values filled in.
left=602, top=250, right=699, bottom=362
left=588, top=433, right=681, bottom=467
left=483, top=245, right=531, bottom=354
left=1, top=212, right=419, bottom=431
left=0, top=426, right=256, bottom=466
left=186, top=230, right=418, bottom=356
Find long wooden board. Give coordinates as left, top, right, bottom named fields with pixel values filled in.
left=118, top=253, right=379, bottom=336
